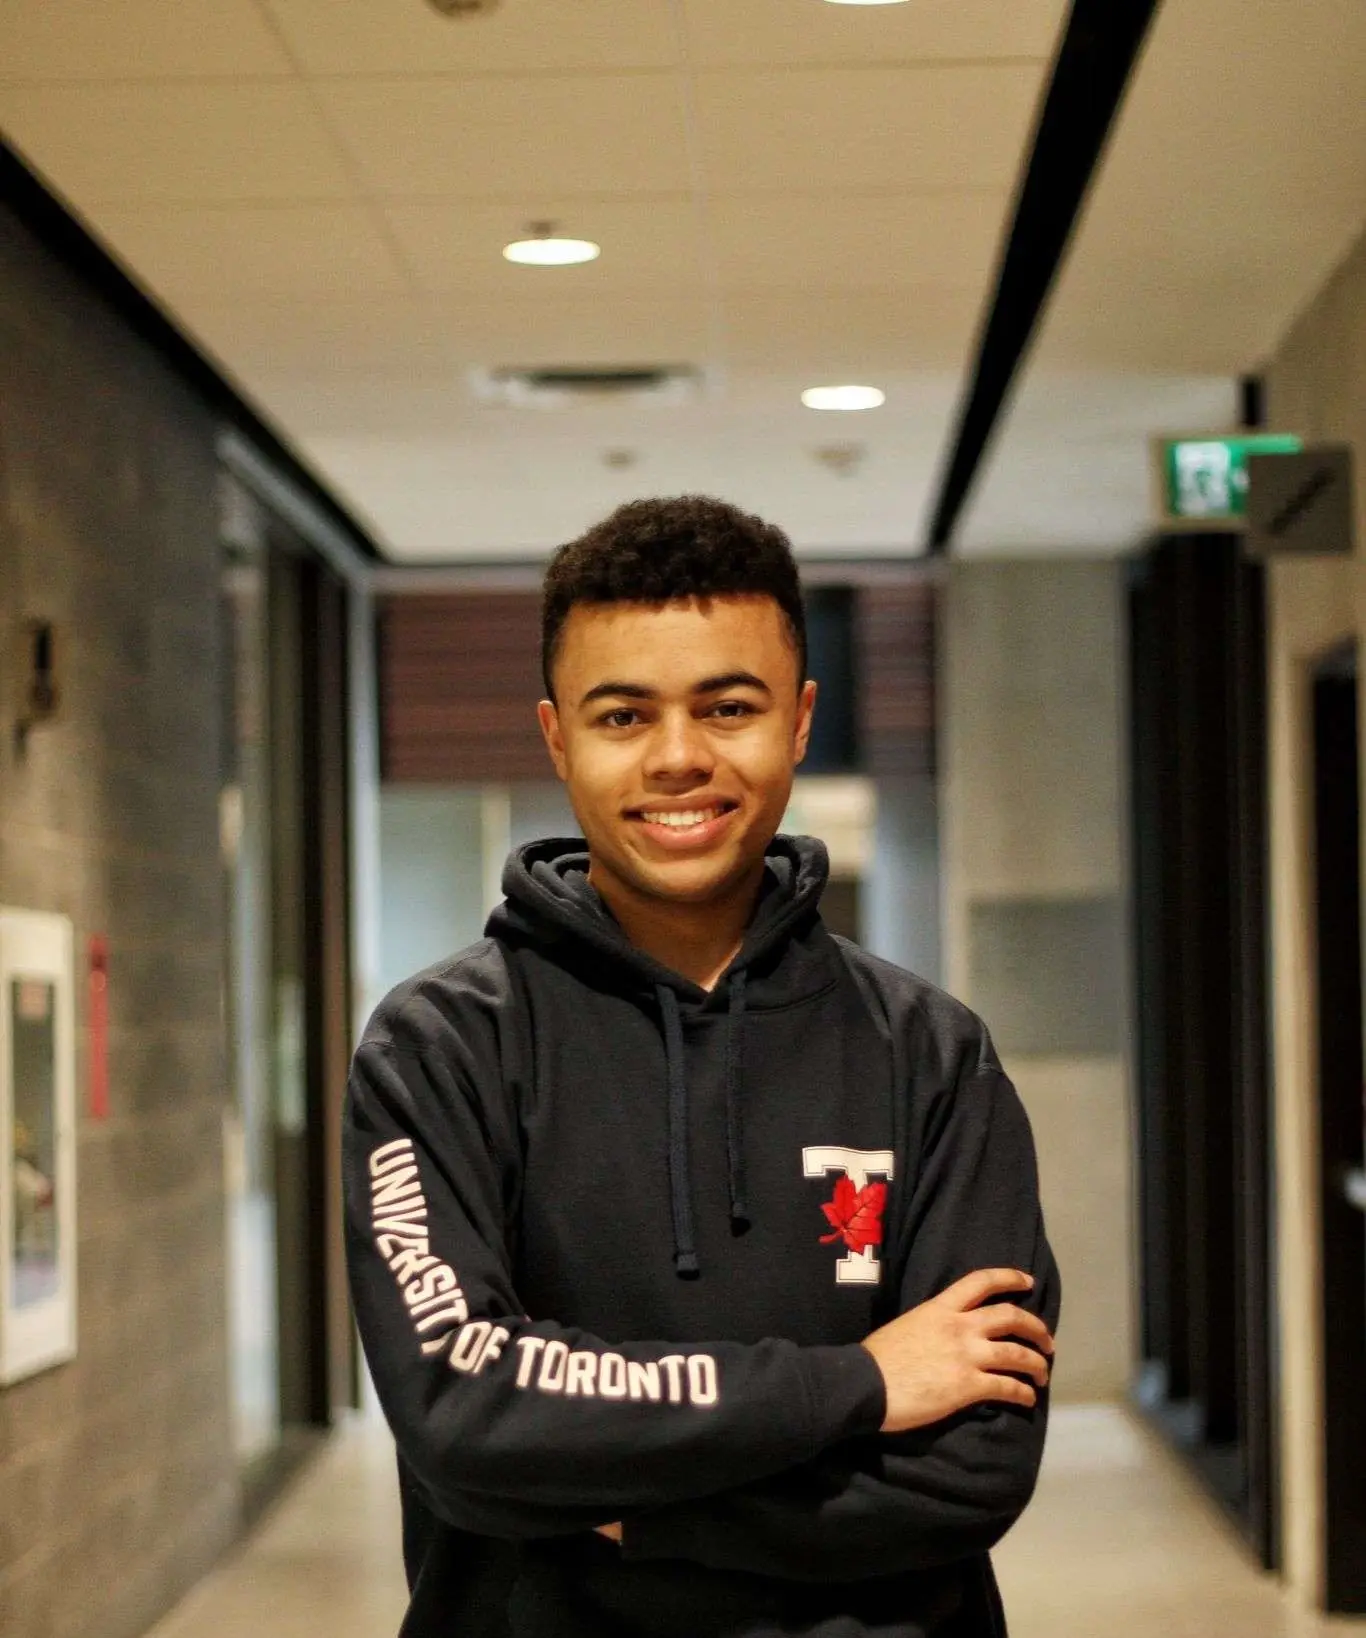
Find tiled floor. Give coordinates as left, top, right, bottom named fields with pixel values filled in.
left=994, top=1407, right=1364, bottom=1638
left=148, top=1405, right=1366, bottom=1638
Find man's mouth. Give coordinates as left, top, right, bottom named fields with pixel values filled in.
left=638, top=805, right=731, bottom=828
left=628, top=801, right=740, bottom=843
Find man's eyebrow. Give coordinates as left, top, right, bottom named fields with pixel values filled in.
left=579, top=680, right=658, bottom=708
left=578, top=671, right=773, bottom=709
left=692, top=671, right=772, bottom=697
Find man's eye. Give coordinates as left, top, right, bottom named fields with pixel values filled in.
left=710, top=700, right=756, bottom=719
left=600, top=709, right=639, bottom=729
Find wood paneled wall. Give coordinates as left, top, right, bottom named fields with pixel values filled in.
left=379, top=583, right=936, bottom=783
left=859, top=582, right=937, bottom=777
left=379, top=592, right=551, bottom=782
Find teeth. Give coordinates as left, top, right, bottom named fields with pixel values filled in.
left=642, top=809, right=720, bottom=828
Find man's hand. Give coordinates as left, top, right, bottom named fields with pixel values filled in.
left=595, top=1522, right=623, bottom=1544
left=861, top=1268, right=1053, bottom=1434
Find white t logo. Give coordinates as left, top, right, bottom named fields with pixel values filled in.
left=802, top=1146, right=896, bottom=1284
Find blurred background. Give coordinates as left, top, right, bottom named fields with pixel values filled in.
left=0, top=1, right=1363, bottom=1635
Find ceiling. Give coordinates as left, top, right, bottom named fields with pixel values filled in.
left=1, top=0, right=1364, bottom=561
left=957, top=0, right=1366, bottom=555
left=0, top=0, right=1065, bottom=559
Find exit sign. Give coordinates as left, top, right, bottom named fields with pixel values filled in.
left=1157, top=434, right=1302, bottom=524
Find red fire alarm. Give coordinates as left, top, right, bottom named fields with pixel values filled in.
left=88, top=935, right=109, bottom=1121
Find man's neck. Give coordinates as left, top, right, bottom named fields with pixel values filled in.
left=588, top=862, right=763, bottom=992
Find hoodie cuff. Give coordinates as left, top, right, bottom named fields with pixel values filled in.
left=798, top=1343, right=887, bottom=1448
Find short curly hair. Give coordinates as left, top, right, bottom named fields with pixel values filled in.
left=541, top=495, right=807, bottom=699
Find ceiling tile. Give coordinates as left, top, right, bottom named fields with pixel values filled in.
left=182, top=299, right=458, bottom=378
left=724, top=288, right=982, bottom=372
left=681, top=0, right=1068, bottom=68
left=92, top=204, right=410, bottom=307
left=0, top=83, right=354, bottom=203
left=264, top=0, right=679, bottom=75
left=382, top=197, right=702, bottom=294
left=709, top=190, right=1007, bottom=291
left=294, top=411, right=944, bottom=560
left=0, top=0, right=294, bottom=81
left=182, top=291, right=713, bottom=378
left=315, top=74, right=692, bottom=198
left=437, top=294, right=713, bottom=367
left=692, top=65, right=1045, bottom=193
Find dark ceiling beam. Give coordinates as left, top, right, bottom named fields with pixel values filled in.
left=924, top=0, right=1164, bottom=554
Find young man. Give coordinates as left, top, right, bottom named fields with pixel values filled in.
left=345, top=495, right=1060, bottom=1638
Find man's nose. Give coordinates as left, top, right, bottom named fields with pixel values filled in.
left=642, top=710, right=715, bottom=783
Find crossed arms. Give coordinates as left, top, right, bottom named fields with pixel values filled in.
left=345, top=1036, right=1060, bottom=1583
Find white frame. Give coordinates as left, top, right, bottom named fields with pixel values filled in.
left=0, top=909, right=77, bottom=1384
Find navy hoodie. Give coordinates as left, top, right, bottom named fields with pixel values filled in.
left=344, top=836, right=1061, bottom=1638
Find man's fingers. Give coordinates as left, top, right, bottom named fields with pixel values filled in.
left=975, top=1304, right=1055, bottom=1353
left=975, top=1371, right=1038, bottom=1410
left=979, top=1340, right=1051, bottom=1387
left=935, top=1268, right=1036, bottom=1312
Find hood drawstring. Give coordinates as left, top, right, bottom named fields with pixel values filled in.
left=724, top=971, right=750, bottom=1232
left=658, top=985, right=698, bottom=1278
left=657, top=972, right=751, bottom=1280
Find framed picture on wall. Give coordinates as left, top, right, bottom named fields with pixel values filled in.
left=0, top=909, right=77, bottom=1385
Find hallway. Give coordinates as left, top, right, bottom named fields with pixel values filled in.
left=145, top=1406, right=1365, bottom=1638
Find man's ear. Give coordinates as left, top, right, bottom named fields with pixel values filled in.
left=537, top=698, right=569, bottom=781
left=793, top=679, right=818, bottom=765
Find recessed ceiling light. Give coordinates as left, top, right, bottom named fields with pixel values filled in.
left=503, top=220, right=600, bottom=267
left=801, top=384, right=886, bottom=412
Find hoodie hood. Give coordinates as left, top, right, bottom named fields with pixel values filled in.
left=486, top=832, right=833, bottom=1008
left=487, top=833, right=836, bottom=1276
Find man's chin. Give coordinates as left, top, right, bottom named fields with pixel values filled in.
left=615, top=846, right=760, bottom=908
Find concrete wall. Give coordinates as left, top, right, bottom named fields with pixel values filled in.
left=940, top=560, right=1132, bottom=1403
left=864, top=774, right=941, bottom=985
left=0, top=205, right=235, bottom=1636
left=375, top=781, right=579, bottom=1012
left=1263, top=222, right=1366, bottom=1606
left=376, top=788, right=488, bottom=1003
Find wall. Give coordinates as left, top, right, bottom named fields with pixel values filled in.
left=940, top=560, right=1132, bottom=1403
left=1263, top=220, right=1366, bottom=1606
left=864, top=774, right=941, bottom=984
left=375, top=781, right=580, bottom=1014
left=376, top=788, right=488, bottom=1005
left=0, top=204, right=235, bottom=1637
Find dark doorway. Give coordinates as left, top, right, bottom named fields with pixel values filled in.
left=1312, top=642, right=1366, bottom=1613
left=269, top=537, right=357, bottom=1439
left=1127, top=533, right=1275, bottom=1565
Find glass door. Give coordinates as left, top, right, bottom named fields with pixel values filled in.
left=220, top=481, right=359, bottom=1493
left=221, top=529, right=281, bottom=1466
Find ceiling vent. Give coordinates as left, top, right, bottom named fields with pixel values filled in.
left=470, top=365, right=704, bottom=408
left=426, top=0, right=501, bottom=17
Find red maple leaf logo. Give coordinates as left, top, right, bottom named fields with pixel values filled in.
left=819, top=1175, right=887, bottom=1254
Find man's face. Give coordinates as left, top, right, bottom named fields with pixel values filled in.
left=538, top=595, right=816, bottom=907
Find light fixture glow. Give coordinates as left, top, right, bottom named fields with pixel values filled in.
left=801, top=384, right=886, bottom=412
left=503, top=236, right=600, bottom=267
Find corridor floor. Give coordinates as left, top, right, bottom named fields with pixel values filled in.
left=147, top=1405, right=1366, bottom=1638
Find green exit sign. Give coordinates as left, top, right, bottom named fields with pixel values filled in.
left=1158, top=433, right=1302, bottom=523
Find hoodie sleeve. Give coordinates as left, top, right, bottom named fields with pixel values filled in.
left=618, top=1062, right=1061, bottom=1581
left=345, top=1034, right=886, bottom=1540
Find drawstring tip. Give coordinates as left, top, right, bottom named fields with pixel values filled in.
left=674, top=1249, right=700, bottom=1279
left=730, top=1203, right=751, bottom=1236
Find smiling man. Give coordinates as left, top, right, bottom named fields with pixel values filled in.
left=345, top=495, right=1060, bottom=1638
